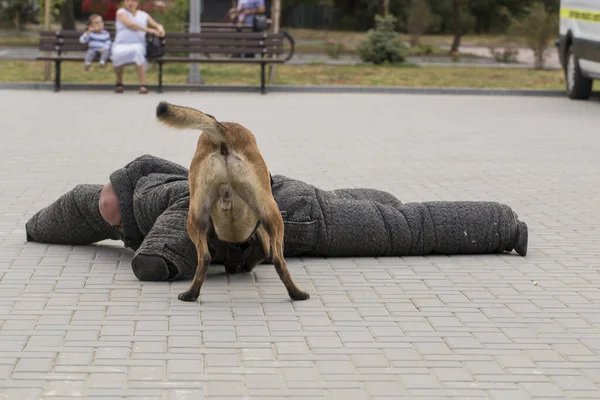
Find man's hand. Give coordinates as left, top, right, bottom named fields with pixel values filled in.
left=228, top=7, right=239, bottom=21
left=98, top=48, right=104, bottom=53
left=157, top=25, right=165, bottom=37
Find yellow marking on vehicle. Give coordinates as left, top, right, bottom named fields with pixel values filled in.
left=560, top=8, right=600, bottom=22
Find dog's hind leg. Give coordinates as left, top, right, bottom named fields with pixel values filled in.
left=232, top=177, right=310, bottom=301
left=178, top=187, right=218, bottom=302
left=264, top=202, right=310, bottom=301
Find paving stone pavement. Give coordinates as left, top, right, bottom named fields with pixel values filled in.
left=0, top=90, right=599, bottom=400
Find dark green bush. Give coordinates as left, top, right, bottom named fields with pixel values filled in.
left=357, top=14, right=407, bottom=65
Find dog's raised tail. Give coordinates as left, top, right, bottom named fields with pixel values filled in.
left=156, top=101, right=225, bottom=144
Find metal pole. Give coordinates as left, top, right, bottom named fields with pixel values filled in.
left=44, top=0, right=51, bottom=81
left=268, top=0, right=280, bottom=83
left=188, top=0, right=204, bottom=83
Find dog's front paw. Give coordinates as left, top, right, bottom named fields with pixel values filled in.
left=289, top=290, right=310, bottom=301
left=178, top=290, right=200, bottom=302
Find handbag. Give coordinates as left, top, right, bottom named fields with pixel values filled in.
left=252, top=14, right=269, bottom=32
left=146, top=34, right=163, bottom=59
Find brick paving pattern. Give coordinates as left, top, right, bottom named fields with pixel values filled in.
left=0, top=91, right=599, bottom=399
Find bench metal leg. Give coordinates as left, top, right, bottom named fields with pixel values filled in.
left=54, top=60, right=61, bottom=92
left=158, top=62, right=163, bottom=93
left=260, top=63, right=266, bottom=94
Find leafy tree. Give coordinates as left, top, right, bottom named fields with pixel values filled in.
left=508, top=1, right=558, bottom=69
left=61, top=0, right=75, bottom=29
left=0, top=0, right=39, bottom=29
left=407, top=0, right=433, bottom=46
left=280, top=0, right=560, bottom=34
left=450, top=0, right=464, bottom=53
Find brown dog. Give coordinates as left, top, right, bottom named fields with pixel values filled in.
left=155, top=101, right=310, bottom=303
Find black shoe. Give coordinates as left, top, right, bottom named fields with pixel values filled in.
left=224, top=264, right=240, bottom=274
left=132, top=254, right=177, bottom=281
left=513, top=221, right=528, bottom=257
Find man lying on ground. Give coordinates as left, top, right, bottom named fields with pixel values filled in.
left=26, top=155, right=528, bottom=281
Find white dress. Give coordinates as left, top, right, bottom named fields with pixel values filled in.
left=110, top=8, right=149, bottom=68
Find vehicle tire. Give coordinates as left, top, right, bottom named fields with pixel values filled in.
left=565, top=46, right=593, bottom=100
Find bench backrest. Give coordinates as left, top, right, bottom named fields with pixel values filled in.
left=102, top=21, right=255, bottom=33
left=39, top=30, right=112, bottom=53
left=39, top=30, right=295, bottom=61
left=161, top=31, right=294, bottom=60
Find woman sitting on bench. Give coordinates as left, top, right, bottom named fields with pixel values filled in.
left=110, top=0, right=165, bottom=94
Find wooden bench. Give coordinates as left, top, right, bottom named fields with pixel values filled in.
left=156, top=31, right=294, bottom=94
left=38, top=30, right=110, bottom=92
left=103, top=21, right=258, bottom=33
left=37, top=29, right=295, bottom=94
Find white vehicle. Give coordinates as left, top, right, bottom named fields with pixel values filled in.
left=559, top=0, right=600, bottom=100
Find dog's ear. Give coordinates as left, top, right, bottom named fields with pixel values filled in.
left=156, top=102, right=224, bottom=141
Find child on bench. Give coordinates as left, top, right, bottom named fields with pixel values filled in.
left=79, top=13, right=112, bottom=70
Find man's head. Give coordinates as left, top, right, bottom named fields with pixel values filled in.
left=99, top=182, right=121, bottom=228
left=89, top=13, right=104, bottom=32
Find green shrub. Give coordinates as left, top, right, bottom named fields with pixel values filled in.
left=325, top=40, right=345, bottom=60
left=487, top=45, right=519, bottom=63
left=357, top=14, right=407, bottom=65
left=413, top=44, right=435, bottom=56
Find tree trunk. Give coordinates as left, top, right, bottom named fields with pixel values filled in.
left=61, top=0, right=76, bottom=30
left=534, top=51, right=544, bottom=70
left=383, top=0, right=390, bottom=17
left=450, top=0, right=463, bottom=54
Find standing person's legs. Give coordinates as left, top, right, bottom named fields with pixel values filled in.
left=84, top=49, right=97, bottom=70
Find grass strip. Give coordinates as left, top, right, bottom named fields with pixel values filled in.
left=0, top=60, right=566, bottom=90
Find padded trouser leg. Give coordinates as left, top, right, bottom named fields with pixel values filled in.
left=26, top=184, right=121, bottom=245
